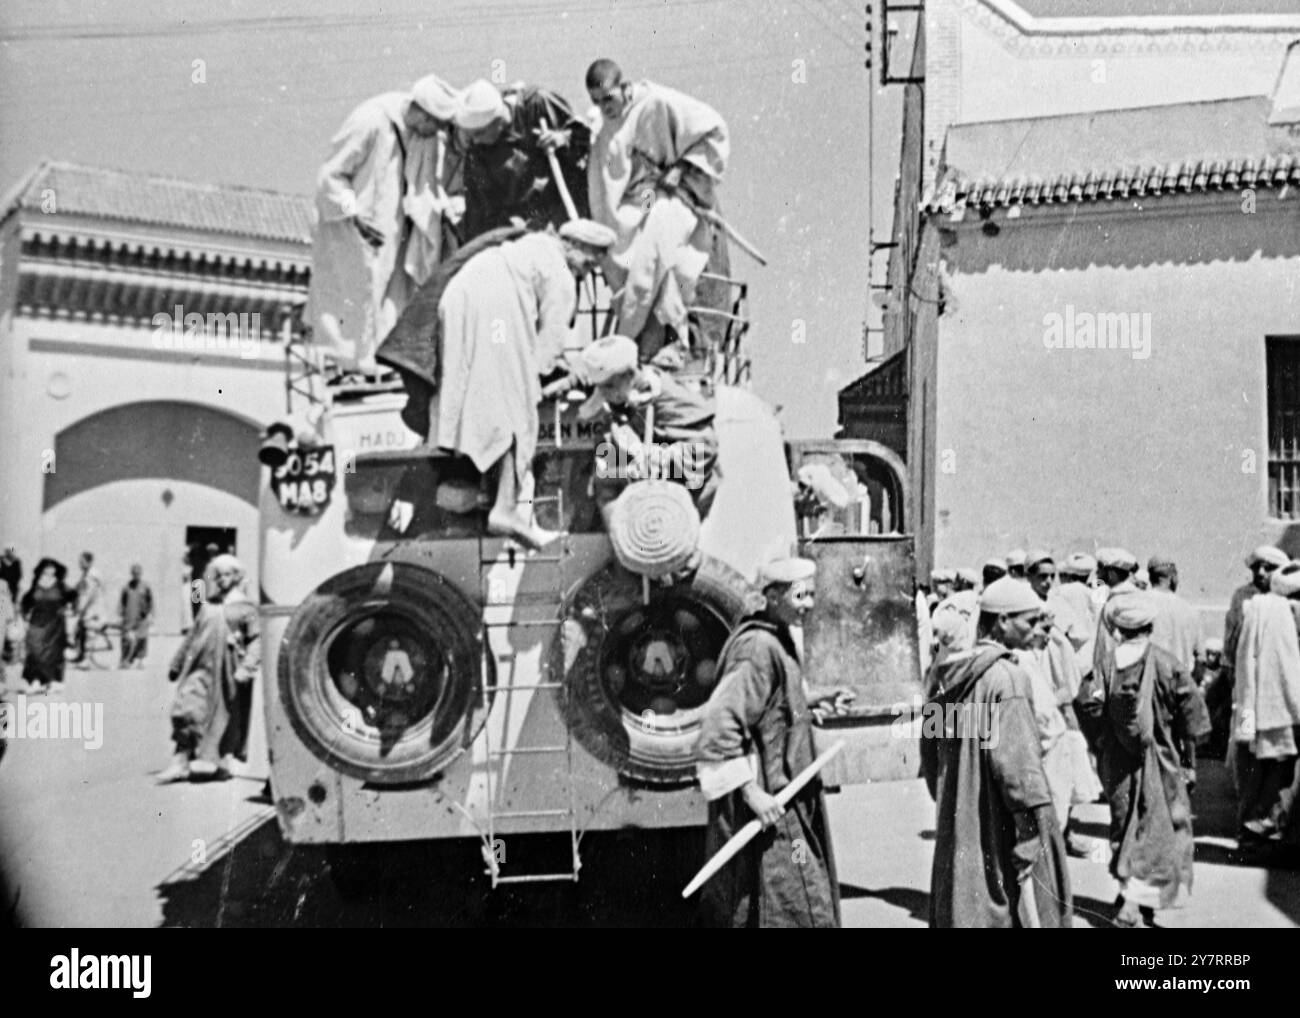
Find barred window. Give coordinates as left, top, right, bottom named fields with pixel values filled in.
left=1267, top=337, right=1300, bottom=520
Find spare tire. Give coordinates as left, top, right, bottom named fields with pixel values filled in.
left=553, top=556, right=748, bottom=786
left=278, top=561, right=489, bottom=784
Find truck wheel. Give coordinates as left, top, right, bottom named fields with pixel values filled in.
left=279, top=562, right=490, bottom=785
left=554, top=557, right=748, bottom=786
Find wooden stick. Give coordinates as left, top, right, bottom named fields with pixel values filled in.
left=673, top=191, right=768, bottom=267
left=681, top=741, right=844, bottom=899
left=538, top=117, right=579, bottom=221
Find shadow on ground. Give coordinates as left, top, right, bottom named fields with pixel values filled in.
left=156, top=815, right=709, bottom=928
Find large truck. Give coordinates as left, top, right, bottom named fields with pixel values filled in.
left=258, top=272, right=923, bottom=891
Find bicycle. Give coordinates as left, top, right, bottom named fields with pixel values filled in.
left=69, top=620, right=122, bottom=670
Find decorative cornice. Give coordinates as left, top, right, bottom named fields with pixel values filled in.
left=15, top=230, right=308, bottom=332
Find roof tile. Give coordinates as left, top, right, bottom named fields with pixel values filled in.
left=3, top=161, right=313, bottom=244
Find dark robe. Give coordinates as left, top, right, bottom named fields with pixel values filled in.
left=594, top=367, right=720, bottom=516
left=922, top=642, right=1073, bottom=928
left=168, top=595, right=260, bottom=764
left=1090, top=641, right=1210, bottom=907
left=119, top=579, right=153, bottom=664
left=21, top=582, right=74, bottom=686
left=0, top=555, right=20, bottom=602
left=695, top=617, right=840, bottom=928
left=462, top=85, right=590, bottom=241
left=375, top=225, right=526, bottom=438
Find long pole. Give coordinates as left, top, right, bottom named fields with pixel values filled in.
left=681, top=741, right=844, bottom=899
left=538, top=117, right=579, bottom=221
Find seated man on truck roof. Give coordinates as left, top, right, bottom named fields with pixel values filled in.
left=584, top=58, right=731, bottom=365
left=575, top=335, right=720, bottom=520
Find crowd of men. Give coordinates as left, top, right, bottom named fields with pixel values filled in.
left=693, top=543, right=1300, bottom=928
left=305, top=61, right=731, bottom=550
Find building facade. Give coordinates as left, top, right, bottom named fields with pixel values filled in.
left=0, top=162, right=311, bottom=626
left=869, top=0, right=1300, bottom=621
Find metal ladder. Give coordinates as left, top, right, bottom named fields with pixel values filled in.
left=479, top=485, right=581, bottom=887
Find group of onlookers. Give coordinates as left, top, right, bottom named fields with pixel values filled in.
left=917, top=544, right=1299, bottom=928
left=0, top=547, right=155, bottom=692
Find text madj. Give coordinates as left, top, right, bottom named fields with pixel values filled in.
left=0, top=695, right=103, bottom=749
left=50, top=950, right=150, bottom=998
left=1042, top=305, right=1152, bottom=360
left=152, top=306, right=263, bottom=359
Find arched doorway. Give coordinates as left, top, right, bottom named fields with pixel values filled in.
left=42, top=402, right=261, bottom=633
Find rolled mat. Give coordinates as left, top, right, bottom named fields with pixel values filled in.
left=608, top=481, right=701, bottom=579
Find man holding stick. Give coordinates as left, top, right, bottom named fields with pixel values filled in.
left=694, top=555, right=854, bottom=927
left=584, top=58, right=735, bottom=365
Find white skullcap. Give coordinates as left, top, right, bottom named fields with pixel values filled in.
left=580, top=335, right=639, bottom=384
left=978, top=578, right=1041, bottom=616
left=411, top=74, right=461, bottom=121
left=455, top=79, right=507, bottom=130
left=559, top=218, right=617, bottom=249
left=1005, top=549, right=1027, bottom=568
left=759, top=557, right=816, bottom=587
left=931, top=568, right=956, bottom=584
left=1247, top=545, right=1289, bottom=568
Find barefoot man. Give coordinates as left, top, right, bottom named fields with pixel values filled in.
left=435, top=219, right=615, bottom=548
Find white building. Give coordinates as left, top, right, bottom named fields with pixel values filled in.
left=0, top=162, right=312, bottom=624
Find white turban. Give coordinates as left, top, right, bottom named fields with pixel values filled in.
left=1097, top=547, right=1139, bottom=570
left=207, top=554, right=247, bottom=585
left=1271, top=562, right=1300, bottom=596
left=1062, top=552, right=1096, bottom=577
left=559, top=218, right=617, bottom=249
left=978, top=578, right=1041, bottom=616
left=1247, top=545, right=1289, bottom=568
left=410, top=74, right=461, bottom=121
left=455, top=79, right=507, bottom=130
left=580, top=335, right=639, bottom=384
left=1103, top=590, right=1157, bottom=631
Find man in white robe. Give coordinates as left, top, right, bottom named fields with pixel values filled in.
left=1232, top=561, right=1300, bottom=844
left=435, top=219, right=616, bottom=549
left=584, top=59, right=729, bottom=362
left=308, top=75, right=465, bottom=373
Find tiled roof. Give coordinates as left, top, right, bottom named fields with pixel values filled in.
left=924, top=96, right=1300, bottom=213
left=1, top=161, right=314, bottom=244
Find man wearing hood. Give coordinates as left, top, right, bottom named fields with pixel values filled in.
left=1089, top=590, right=1209, bottom=927
left=1231, top=560, right=1300, bottom=846
left=309, top=75, right=466, bottom=373
left=922, top=577, right=1072, bottom=928
left=694, top=556, right=854, bottom=927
